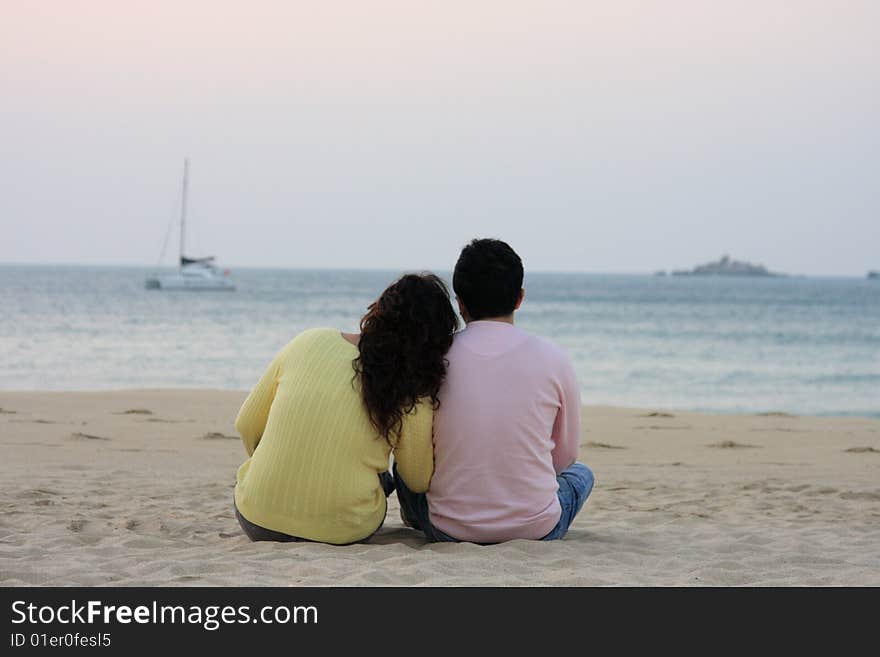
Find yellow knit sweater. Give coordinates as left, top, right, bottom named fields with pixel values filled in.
left=234, top=328, right=434, bottom=544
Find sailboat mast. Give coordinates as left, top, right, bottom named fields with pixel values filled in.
left=179, top=157, right=189, bottom=265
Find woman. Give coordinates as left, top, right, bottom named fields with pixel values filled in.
left=233, top=273, right=458, bottom=544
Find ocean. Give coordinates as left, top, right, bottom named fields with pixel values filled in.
left=1, top=265, right=878, bottom=417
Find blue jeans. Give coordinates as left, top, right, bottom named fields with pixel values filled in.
left=539, top=462, right=594, bottom=540
left=393, top=462, right=594, bottom=543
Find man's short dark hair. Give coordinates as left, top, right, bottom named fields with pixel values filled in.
left=453, top=238, right=524, bottom=320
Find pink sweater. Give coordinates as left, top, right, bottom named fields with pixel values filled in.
left=428, top=320, right=581, bottom=543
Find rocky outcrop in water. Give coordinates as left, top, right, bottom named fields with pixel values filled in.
left=671, top=255, right=782, bottom=277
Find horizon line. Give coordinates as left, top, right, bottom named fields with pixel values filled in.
left=0, top=260, right=875, bottom=279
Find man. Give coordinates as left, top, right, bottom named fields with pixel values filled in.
left=394, top=238, right=594, bottom=543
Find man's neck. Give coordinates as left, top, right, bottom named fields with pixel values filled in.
left=467, top=314, right=515, bottom=326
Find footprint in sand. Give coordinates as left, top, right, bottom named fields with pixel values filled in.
left=113, top=447, right=176, bottom=453
left=844, top=446, right=879, bottom=454
left=807, top=487, right=838, bottom=496
left=0, top=408, right=16, bottom=414
left=638, top=411, right=675, bottom=418
left=582, top=441, right=626, bottom=450
left=839, top=490, right=880, bottom=501
left=23, top=488, right=59, bottom=497
left=68, top=519, right=87, bottom=533
left=70, top=432, right=111, bottom=441
left=125, top=519, right=141, bottom=531
left=708, top=440, right=761, bottom=449
left=114, top=409, right=153, bottom=415
left=25, top=488, right=58, bottom=506
left=634, top=425, right=692, bottom=431
left=201, top=432, right=238, bottom=440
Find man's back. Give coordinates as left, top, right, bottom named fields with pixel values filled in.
left=429, top=320, right=581, bottom=543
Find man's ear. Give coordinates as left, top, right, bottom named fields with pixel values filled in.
left=513, top=288, right=525, bottom=311
left=455, top=295, right=471, bottom=323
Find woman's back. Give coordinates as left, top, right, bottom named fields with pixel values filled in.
left=234, top=328, right=432, bottom=544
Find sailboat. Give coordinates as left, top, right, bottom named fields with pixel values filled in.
left=145, top=158, right=236, bottom=291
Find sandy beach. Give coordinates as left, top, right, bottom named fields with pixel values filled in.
left=0, top=389, right=878, bottom=586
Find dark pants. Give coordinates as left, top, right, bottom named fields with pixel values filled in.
left=392, top=463, right=459, bottom=542
left=235, top=471, right=396, bottom=543
left=235, top=502, right=305, bottom=542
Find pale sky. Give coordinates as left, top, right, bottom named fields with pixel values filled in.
left=1, top=1, right=877, bottom=275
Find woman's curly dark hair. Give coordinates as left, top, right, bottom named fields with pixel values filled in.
left=353, top=273, right=459, bottom=444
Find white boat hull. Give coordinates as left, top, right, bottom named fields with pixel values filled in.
left=145, top=276, right=235, bottom=291
left=145, top=263, right=236, bottom=291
